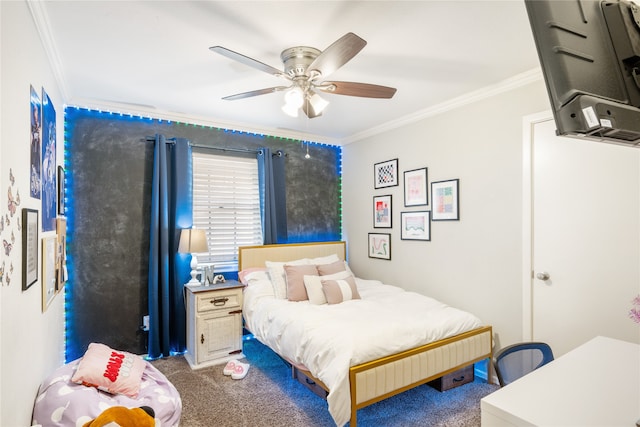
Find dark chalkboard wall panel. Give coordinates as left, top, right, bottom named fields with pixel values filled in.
left=65, top=108, right=341, bottom=359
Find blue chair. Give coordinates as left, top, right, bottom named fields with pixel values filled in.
left=494, top=342, right=554, bottom=386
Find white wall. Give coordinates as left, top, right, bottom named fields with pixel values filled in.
left=1, top=2, right=66, bottom=425
left=342, top=80, right=550, bottom=351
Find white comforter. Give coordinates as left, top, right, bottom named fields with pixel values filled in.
left=243, top=278, right=482, bottom=426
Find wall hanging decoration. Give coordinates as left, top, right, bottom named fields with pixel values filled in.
left=41, top=88, right=57, bottom=231
left=431, top=179, right=459, bottom=221
left=374, top=158, right=398, bottom=189
left=42, top=235, right=57, bottom=311
left=373, top=194, right=392, bottom=228
left=57, top=166, right=65, bottom=215
left=30, top=85, right=42, bottom=199
left=368, top=233, right=391, bottom=260
left=22, top=208, right=38, bottom=290
left=404, top=167, right=428, bottom=206
left=401, top=211, right=431, bottom=241
left=57, top=218, right=67, bottom=291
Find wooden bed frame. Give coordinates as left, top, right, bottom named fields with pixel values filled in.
left=239, top=241, right=493, bottom=426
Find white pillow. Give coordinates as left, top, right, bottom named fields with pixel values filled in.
left=309, top=254, right=340, bottom=266
left=304, top=270, right=352, bottom=305
left=266, top=258, right=309, bottom=299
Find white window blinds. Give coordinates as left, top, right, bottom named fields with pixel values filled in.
left=192, top=150, right=263, bottom=272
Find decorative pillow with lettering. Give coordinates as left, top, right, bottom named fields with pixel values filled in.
left=321, top=274, right=361, bottom=304
left=284, top=264, right=319, bottom=301
left=71, top=342, right=146, bottom=398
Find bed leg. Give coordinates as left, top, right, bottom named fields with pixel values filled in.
left=350, top=410, right=357, bottom=427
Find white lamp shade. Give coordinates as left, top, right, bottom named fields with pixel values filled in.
left=178, top=229, right=209, bottom=253
left=308, top=92, right=329, bottom=114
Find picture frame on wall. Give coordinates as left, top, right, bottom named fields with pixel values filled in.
left=22, top=208, right=39, bottom=291
left=368, top=233, right=391, bottom=260
left=373, top=194, right=392, bottom=228
left=42, top=236, right=57, bottom=311
left=56, top=218, right=67, bottom=291
left=57, top=166, right=65, bottom=215
left=431, top=179, right=460, bottom=221
left=374, top=158, right=399, bottom=189
left=401, top=211, right=431, bottom=241
left=404, top=167, right=428, bottom=206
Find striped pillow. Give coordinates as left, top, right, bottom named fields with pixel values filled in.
left=321, top=275, right=361, bottom=304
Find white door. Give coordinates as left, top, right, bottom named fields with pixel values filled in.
left=527, top=116, right=640, bottom=357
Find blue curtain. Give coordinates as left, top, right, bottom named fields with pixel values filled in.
left=258, top=148, right=287, bottom=244
left=148, top=135, right=192, bottom=359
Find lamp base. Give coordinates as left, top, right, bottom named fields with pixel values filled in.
left=188, top=255, right=200, bottom=285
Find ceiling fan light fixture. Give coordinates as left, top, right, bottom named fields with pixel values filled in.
left=284, top=87, right=304, bottom=109
left=308, top=92, right=329, bottom=114
left=282, top=102, right=299, bottom=117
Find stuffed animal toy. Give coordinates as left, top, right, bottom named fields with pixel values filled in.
left=82, top=406, right=155, bottom=427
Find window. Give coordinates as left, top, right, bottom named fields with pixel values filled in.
left=192, top=150, right=263, bottom=272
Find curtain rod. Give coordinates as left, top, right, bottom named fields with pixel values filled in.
left=144, top=136, right=176, bottom=144
left=190, top=143, right=259, bottom=154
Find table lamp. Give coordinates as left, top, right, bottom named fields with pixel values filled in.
left=178, top=228, right=209, bottom=284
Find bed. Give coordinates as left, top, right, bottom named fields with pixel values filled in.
left=31, top=348, right=182, bottom=427
left=238, top=241, right=493, bottom=427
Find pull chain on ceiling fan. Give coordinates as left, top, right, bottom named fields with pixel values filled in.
left=210, top=32, right=397, bottom=119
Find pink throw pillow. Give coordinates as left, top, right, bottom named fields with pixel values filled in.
left=71, top=343, right=146, bottom=398
left=284, top=264, right=318, bottom=301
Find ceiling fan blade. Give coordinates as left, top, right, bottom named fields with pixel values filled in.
left=308, top=33, right=367, bottom=79
left=318, top=81, right=397, bottom=99
left=210, top=46, right=285, bottom=77
left=302, top=98, right=323, bottom=119
left=222, top=86, right=290, bottom=100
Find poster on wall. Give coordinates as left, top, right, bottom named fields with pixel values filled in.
left=41, top=88, right=57, bottom=231
left=30, top=85, right=41, bottom=199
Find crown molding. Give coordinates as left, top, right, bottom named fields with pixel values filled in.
left=342, top=68, right=544, bottom=145
left=28, top=0, right=70, bottom=102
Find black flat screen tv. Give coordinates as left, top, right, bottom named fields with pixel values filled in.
left=525, top=0, right=640, bottom=147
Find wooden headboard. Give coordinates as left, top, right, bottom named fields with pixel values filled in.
left=239, top=241, right=346, bottom=270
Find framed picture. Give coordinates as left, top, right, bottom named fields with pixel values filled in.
left=57, top=218, right=67, bottom=291
left=401, top=211, right=431, bottom=241
left=22, top=208, right=39, bottom=291
left=57, top=166, right=65, bottom=215
left=42, top=236, right=57, bottom=311
left=431, top=179, right=459, bottom=221
left=374, top=158, right=399, bottom=189
left=368, top=233, right=391, bottom=260
left=404, top=167, right=428, bottom=206
left=373, top=194, right=392, bottom=228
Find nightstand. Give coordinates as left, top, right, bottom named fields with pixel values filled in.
left=184, top=280, right=244, bottom=370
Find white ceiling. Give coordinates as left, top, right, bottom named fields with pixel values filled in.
left=32, top=0, right=543, bottom=144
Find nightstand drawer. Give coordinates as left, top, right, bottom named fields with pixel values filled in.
left=196, top=288, right=242, bottom=313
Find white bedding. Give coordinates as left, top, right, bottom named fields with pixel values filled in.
left=243, top=277, right=483, bottom=426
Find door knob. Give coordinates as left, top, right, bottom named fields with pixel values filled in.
left=536, top=271, right=550, bottom=281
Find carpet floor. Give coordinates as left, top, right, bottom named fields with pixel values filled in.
left=151, top=338, right=499, bottom=427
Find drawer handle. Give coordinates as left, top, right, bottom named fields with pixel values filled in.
left=211, top=297, right=229, bottom=306
left=200, top=333, right=205, bottom=344
left=305, top=377, right=316, bottom=385
left=452, top=375, right=465, bottom=383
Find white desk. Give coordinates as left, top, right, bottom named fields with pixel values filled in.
left=481, top=336, right=640, bottom=427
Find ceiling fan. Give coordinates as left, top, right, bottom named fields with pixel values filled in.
left=210, top=32, right=397, bottom=118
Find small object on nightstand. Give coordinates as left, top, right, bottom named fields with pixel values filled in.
left=213, top=274, right=225, bottom=284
